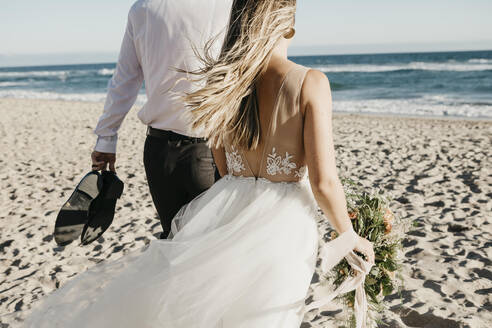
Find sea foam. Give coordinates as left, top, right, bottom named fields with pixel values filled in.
left=314, top=60, right=492, bottom=73
left=0, top=90, right=147, bottom=106
left=334, top=97, right=492, bottom=119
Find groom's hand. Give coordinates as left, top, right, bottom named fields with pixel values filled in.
left=91, top=151, right=116, bottom=172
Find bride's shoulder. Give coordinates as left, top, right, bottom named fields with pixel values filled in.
left=302, top=67, right=330, bottom=89
left=300, top=67, right=332, bottom=114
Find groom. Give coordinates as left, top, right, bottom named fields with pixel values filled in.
left=91, top=0, right=232, bottom=239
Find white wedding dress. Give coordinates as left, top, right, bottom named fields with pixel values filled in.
left=25, top=64, right=371, bottom=328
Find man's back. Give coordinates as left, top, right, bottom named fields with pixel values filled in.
left=94, top=0, right=232, bottom=152
left=131, top=0, right=232, bottom=134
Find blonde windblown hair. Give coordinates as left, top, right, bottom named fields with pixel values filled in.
left=183, top=0, right=296, bottom=150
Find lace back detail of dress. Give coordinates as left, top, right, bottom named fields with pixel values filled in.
left=225, top=64, right=310, bottom=182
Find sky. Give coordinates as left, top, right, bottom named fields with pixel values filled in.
left=1, top=0, right=492, bottom=66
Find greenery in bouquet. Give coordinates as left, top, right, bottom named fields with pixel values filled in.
left=325, top=178, right=417, bottom=327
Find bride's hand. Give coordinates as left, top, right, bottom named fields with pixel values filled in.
left=354, top=235, right=375, bottom=264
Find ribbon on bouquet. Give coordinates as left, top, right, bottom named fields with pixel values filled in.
left=298, top=228, right=375, bottom=328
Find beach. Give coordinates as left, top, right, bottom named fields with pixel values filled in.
left=0, top=97, right=490, bottom=327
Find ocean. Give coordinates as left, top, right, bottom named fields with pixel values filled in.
left=1, top=50, right=491, bottom=119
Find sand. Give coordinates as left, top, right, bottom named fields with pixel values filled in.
left=0, top=98, right=490, bottom=327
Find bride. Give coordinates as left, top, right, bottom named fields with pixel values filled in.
left=25, top=0, right=375, bottom=327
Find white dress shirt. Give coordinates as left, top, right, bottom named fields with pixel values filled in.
left=94, top=0, right=232, bottom=153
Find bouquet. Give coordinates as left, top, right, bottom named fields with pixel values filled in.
left=325, top=178, right=416, bottom=327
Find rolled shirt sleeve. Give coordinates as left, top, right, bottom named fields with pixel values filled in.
left=93, top=8, right=144, bottom=153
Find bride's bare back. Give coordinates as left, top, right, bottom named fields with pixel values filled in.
left=223, top=61, right=309, bottom=182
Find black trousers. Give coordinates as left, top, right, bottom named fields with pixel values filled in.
left=143, top=133, right=219, bottom=239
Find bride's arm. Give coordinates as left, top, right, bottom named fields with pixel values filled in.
left=212, top=147, right=228, bottom=177
left=301, top=69, right=354, bottom=235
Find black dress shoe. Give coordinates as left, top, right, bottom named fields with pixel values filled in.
left=54, top=171, right=103, bottom=246
left=81, top=171, right=124, bottom=245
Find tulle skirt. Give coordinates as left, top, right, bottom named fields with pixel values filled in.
left=25, top=175, right=321, bottom=328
